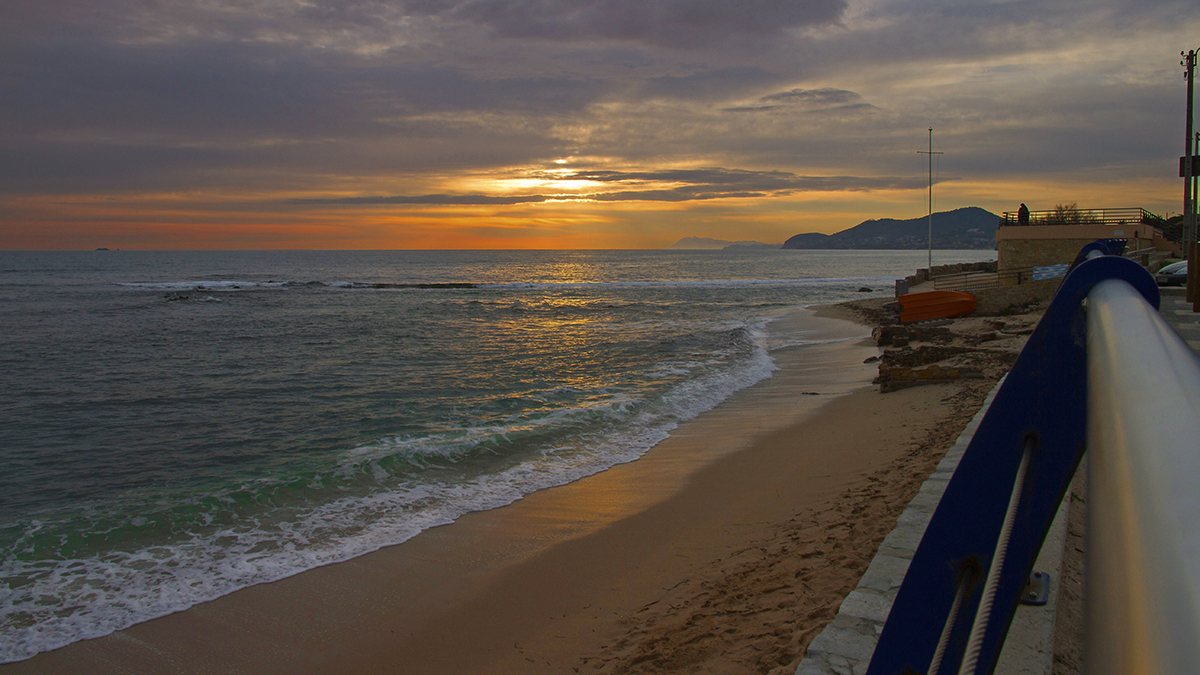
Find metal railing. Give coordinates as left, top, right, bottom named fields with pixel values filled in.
left=999, top=206, right=1165, bottom=228
left=1085, top=278, right=1200, bottom=675
left=932, top=266, right=1034, bottom=291
left=1123, top=244, right=1157, bottom=259
left=867, top=241, right=1200, bottom=675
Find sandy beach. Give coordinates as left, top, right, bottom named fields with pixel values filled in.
left=3, top=300, right=1042, bottom=675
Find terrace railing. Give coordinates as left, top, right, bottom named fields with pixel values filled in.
left=866, top=240, right=1200, bottom=675
left=932, top=267, right=1031, bottom=291
left=932, top=264, right=1070, bottom=291
left=999, top=207, right=1165, bottom=228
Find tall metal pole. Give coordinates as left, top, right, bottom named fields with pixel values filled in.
left=918, top=128, right=943, bottom=270
left=1184, top=50, right=1195, bottom=253
left=1183, top=50, right=1195, bottom=303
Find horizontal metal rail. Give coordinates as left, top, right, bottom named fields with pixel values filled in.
left=932, top=266, right=1034, bottom=291
left=867, top=245, right=1193, bottom=675
left=1085, top=278, right=1200, bottom=675
left=999, top=207, right=1164, bottom=227
left=932, top=271, right=999, bottom=291
left=1123, top=245, right=1157, bottom=259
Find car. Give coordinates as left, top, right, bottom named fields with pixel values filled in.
left=1156, top=260, right=1188, bottom=286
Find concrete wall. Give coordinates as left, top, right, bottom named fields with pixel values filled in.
left=1153, top=235, right=1183, bottom=256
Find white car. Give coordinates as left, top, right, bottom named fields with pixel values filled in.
left=1156, top=261, right=1188, bottom=287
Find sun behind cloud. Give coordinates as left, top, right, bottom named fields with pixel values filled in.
left=0, top=0, right=1194, bottom=249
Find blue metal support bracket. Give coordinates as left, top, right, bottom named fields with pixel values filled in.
left=865, top=249, right=1159, bottom=675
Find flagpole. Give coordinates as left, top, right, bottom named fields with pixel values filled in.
left=918, top=128, right=944, bottom=270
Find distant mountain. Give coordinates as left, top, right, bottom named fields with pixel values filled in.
left=782, top=207, right=999, bottom=250
left=666, top=237, right=778, bottom=250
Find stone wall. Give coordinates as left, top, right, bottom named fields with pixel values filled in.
left=997, top=238, right=1092, bottom=270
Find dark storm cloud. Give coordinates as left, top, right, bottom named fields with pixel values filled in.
left=0, top=27, right=609, bottom=192
left=549, top=167, right=801, bottom=188
left=0, top=41, right=359, bottom=139
left=637, top=68, right=787, bottom=101
left=2, top=0, right=1194, bottom=229
left=292, top=168, right=927, bottom=205
left=294, top=193, right=551, bottom=205
left=430, top=0, right=848, bottom=48
left=760, top=88, right=861, bottom=105
left=7, top=0, right=848, bottom=52
left=0, top=38, right=603, bottom=140
left=0, top=141, right=240, bottom=193
left=6, top=0, right=413, bottom=48
left=722, top=87, right=876, bottom=113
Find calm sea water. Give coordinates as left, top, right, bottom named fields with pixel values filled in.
left=0, top=248, right=993, bottom=661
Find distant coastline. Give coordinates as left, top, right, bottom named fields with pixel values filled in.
left=668, top=206, right=1000, bottom=251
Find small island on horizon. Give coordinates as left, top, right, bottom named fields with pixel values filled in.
left=666, top=237, right=781, bottom=250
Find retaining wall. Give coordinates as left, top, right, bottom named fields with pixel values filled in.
left=972, top=278, right=1060, bottom=315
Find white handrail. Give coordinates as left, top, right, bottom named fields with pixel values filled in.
left=1086, top=278, right=1200, bottom=675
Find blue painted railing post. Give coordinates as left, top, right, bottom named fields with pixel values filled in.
left=865, top=242, right=1158, bottom=675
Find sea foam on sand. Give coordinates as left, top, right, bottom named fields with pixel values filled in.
left=2, top=306, right=1010, bottom=675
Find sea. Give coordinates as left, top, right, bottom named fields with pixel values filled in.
left=0, top=248, right=994, bottom=662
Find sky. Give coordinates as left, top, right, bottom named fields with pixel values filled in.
left=2, top=0, right=1197, bottom=249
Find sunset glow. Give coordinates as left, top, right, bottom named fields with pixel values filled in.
left=3, top=0, right=1196, bottom=249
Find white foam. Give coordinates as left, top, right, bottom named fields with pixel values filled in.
left=0, top=321, right=780, bottom=664
left=477, top=276, right=894, bottom=291
left=116, top=280, right=289, bottom=291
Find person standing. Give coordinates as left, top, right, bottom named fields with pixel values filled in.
left=1018, top=203, right=1030, bottom=225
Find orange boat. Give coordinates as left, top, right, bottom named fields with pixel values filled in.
left=898, top=290, right=977, bottom=323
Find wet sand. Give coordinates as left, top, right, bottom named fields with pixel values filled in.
left=4, top=305, right=1008, bottom=675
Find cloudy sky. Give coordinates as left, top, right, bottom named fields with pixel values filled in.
left=3, top=0, right=1197, bottom=249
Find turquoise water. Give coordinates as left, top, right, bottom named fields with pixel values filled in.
left=0, top=248, right=993, bottom=661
